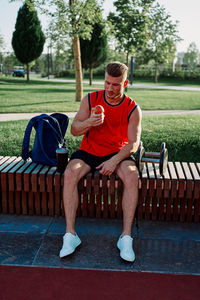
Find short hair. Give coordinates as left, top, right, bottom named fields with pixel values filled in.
left=106, top=62, right=128, bottom=81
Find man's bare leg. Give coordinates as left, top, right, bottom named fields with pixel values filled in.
left=60, top=159, right=91, bottom=258
left=116, top=160, right=139, bottom=236
left=116, top=160, right=138, bottom=262
left=63, top=159, right=91, bottom=234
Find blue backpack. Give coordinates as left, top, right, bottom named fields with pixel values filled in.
left=22, top=113, right=69, bottom=166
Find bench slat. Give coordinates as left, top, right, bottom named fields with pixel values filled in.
left=167, top=162, right=178, bottom=221
left=102, top=175, right=108, bottom=219
left=179, top=163, right=191, bottom=222
left=174, top=162, right=186, bottom=222
left=189, top=163, right=200, bottom=198
left=110, top=174, right=116, bottom=218
left=24, top=162, right=37, bottom=192
left=55, top=173, right=62, bottom=216
left=175, top=162, right=186, bottom=198
left=196, top=163, right=200, bottom=175
left=8, top=160, right=25, bottom=192
left=32, top=164, right=44, bottom=192
left=39, top=165, right=50, bottom=192
left=89, top=174, right=95, bottom=217
left=181, top=163, right=193, bottom=197
left=21, top=190, right=28, bottom=215
left=186, top=164, right=200, bottom=222
left=117, top=178, right=123, bottom=219
left=53, top=173, right=60, bottom=216
left=46, top=167, right=56, bottom=194
left=14, top=191, right=21, bottom=215
left=94, top=172, right=102, bottom=218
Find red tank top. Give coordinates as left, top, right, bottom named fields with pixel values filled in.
left=79, top=90, right=138, bottom=156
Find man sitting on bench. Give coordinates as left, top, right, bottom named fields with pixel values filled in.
left=60, top=61, right=142, bottom=262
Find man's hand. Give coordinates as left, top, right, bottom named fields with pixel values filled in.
left=90, top=111, right=104, bottom=127
left=96, top=158, right=118, bottom=175
left=71, top=95, right=105, bottom=136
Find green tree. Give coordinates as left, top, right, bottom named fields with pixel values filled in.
left=142, top=3, right=181, bottom=83
left=32, top=55, right=46, bottom=74
left=3, top=52, right=21, bottom=73
left=0, top=33, right=4, bottom=50
left=59, top=0, right=103, bottom=101
left=80, top=21, right=108, bottom=85
left=12, top=1, right=45, bottom=82
left=0, top=33, right=5, bottom=73
left=24, top=0, right=103, bottom=101
left=183, top=42, right=200, bottom=70
left=108, top=0, right=154, bottom=66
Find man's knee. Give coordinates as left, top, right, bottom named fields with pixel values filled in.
left=63, top=160, right=90, bottom=185
left=117, top=161, right=138, bottom=185
left=121, top=167, right=139, bottom=188
left=63, top=168, right=77, bottom=187
left=118, top=162, right=139, bottom=188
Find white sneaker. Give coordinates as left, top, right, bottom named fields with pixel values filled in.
left=59, top=232, right=81, bottom=258
left=117, top=235, right=135, bottom=262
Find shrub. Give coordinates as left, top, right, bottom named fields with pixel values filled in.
left=133, top=68, right=200, bottom=81
left=54, top=69, right=75, bottom=78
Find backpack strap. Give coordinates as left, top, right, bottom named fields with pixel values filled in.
left=22, top=115, right=41, bottom=160
left=22, top=114, right=51, bottom=161
left=43, top=119, right=63, bottom=143
left=50, top=113, right=69, bottom=147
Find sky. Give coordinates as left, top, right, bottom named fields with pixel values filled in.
left=0, top=0, right=200, bottom=54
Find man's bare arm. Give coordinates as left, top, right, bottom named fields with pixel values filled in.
left=71, top=95, right=104, bottom=136
left=113, top=105, right=142, bottom=164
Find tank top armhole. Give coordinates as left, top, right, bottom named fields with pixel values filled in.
left=90, top=91, right=99, bottom=108
left=128, top=104, right=138, bottom=121
left=88, top=93, right=91, bottom=111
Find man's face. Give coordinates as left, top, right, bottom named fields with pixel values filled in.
left=104, top=73, right=128, bottom=101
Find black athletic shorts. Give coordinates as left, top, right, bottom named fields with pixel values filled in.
left=70, top=149, right=135, bottom=173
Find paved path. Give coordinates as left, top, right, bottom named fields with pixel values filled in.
left=0, top=110, right=200, bottom=122
left=0, top=112, right=76, bottom=122
left=0, top=214, right=200, bottom=275
left=41, top=78, right=200, bottom=92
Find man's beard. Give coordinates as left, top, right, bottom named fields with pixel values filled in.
left=106, top=90, right=123, bottom=100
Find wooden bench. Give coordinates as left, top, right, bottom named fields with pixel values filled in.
left=0, top=156, right=200, bottom=222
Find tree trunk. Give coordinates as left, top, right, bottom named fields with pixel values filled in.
left=154, top=63, right=159, bottom=83
left=125, top=52, right=129, bottom=92
left=125, top=52, right=129, bottom=67
left=26, top=63, right=29, bottom=82
left=89, top=67, right=93, bottom=85
left=73, top=35, right=83, bottom=102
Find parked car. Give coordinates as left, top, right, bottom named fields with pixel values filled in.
left=13, top=70, right=25, bottom=77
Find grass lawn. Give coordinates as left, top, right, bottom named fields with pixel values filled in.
left=0, top=76, right=199, bottom=163
left=1, top=115, right=199, bottom=163
left=0, top=77, right=200, bottom=112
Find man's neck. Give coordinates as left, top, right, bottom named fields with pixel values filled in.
left=105, top=92, right=124, bottom=105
